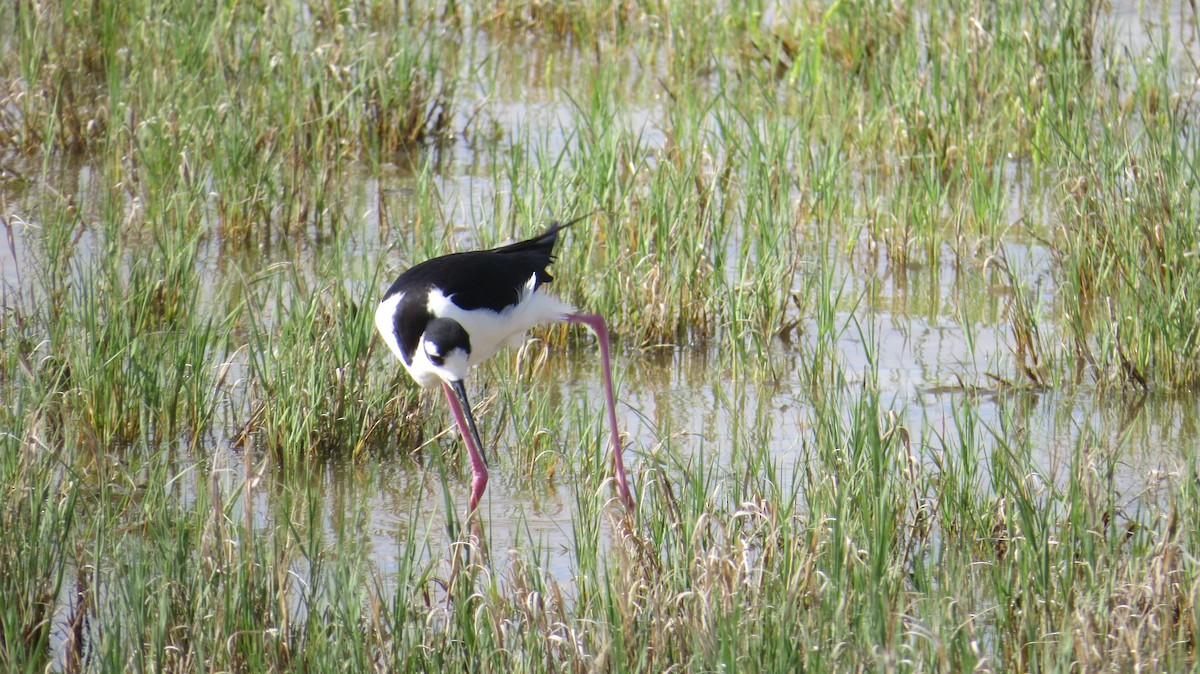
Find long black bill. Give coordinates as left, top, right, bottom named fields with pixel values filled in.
left=450, top=379, right=489, bottom=468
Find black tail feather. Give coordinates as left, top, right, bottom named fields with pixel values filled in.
left=490, top=210, right=600, bottom=256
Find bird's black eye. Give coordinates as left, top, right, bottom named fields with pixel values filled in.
left=424, top=341, right=446, bottom=366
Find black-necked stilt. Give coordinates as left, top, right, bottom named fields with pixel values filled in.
left=375, top=216, right=634, bottom=514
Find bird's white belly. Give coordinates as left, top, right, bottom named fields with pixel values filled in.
left=428, top=288, right=575, bottom=366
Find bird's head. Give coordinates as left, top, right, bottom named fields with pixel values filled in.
left=420, top=317, right=472, bottom=384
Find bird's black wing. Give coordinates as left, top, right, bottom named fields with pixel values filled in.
left=382, top=225, right=564, bottom=312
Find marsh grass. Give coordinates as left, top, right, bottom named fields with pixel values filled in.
left=241, top=228, right=417, bottom=462
left=2, top=0, right=457, bottom=241
left=4, top=0, right=1200, bottom=671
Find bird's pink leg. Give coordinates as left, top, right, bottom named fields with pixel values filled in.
left=442, top=382, right=489, bottom=514
left=566, top=313, right=634, bottom=509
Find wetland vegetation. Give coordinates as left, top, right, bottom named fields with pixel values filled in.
left=2, top=0, right=1200, bottom=671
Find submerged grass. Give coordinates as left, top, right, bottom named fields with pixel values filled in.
left=3, top=0, right=1200, bottom=671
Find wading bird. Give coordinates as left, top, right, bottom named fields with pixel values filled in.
left=374, top=218, right=634, bottom=514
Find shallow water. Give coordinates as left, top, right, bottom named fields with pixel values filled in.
left=184, top=336, right=1196, bottom=605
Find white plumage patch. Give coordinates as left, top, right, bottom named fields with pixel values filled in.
left=374, top=292, right=405, bottom=361
left=427, top=278, right=575, bottom=367
left=400, top=341, right=453, bottom=388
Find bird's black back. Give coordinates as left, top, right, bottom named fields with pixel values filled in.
left=382, top=222, right=567, bottom=307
